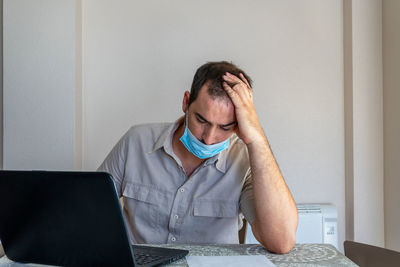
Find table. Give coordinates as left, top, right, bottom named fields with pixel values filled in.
left=0, top=244, right=357, bottom=266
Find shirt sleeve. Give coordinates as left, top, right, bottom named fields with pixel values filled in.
left=239, top=168, right=256, bottom=225
left=97, top=132, right=129, bottom=197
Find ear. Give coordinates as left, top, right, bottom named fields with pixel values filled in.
left=182, top=91, right=190, bottom=113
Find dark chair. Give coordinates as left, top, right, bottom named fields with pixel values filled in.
left=0, top=243, right=4, bottom=258
left=344, top=240, right=400, bottom=267
left=238, top=218, right=248, bottom=244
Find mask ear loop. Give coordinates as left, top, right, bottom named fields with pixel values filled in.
left=184, top=110, right=189, bottom=129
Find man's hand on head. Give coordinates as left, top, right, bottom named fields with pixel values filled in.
left=222, top=72, right=265, bottom=146
left=223, top=72, right=298, bottom=253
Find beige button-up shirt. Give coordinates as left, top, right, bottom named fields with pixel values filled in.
left=98, top=119, right=255, bottom=244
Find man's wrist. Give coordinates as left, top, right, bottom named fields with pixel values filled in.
left=245, top=126, right=269, bottom=146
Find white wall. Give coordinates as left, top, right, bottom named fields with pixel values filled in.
left=0, top=0, right=3, bottom=170
left=83, top=0, right=346, bottom=251
left=350, top=0, right=385, bottom=247
left=383, top=0, right=400, bottom=252
left=4, top=0, right=393, bottom=253
left=3, top=0, right=76, bottom=170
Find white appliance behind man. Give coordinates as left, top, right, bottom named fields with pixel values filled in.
left=245, top=204, right=338, bottom=249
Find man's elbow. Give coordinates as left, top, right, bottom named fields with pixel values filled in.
left=252, top=216, right=298, bottom=254
left=258, top=232, right=296, bottom=254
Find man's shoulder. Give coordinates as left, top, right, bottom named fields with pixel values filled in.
left=224, top=135, right=250, bottom=166
left=126, top=122, right=172, bottom=137
left=123, top=122, right=171, bottom=142
left=119, top=122, right=173, bottom=152
left=229, top=135, right=247, bottom=151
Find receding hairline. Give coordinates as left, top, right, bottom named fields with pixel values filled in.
left=203, top=80, right=232, bottom=105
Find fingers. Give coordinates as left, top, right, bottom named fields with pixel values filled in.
left=222, top=72, right=252, bottom=102
left=222, top=81, right=244, bottom=109
left=239, top=73, right=251, bottom=89
left=223, top=72, right=251, bottom=89
left=223, top=72, right=243, bottom=86
left=238, top=73, right=253, bottom=100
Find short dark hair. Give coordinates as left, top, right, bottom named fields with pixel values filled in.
left=188, top=61, right=253, bottom=106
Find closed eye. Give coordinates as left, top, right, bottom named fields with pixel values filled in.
left=195, top=113, right=209, bottom=124
left=220, top=122, right=237, bottom=132
left=195, top=112, right=236, bottom=130
left=197, top=116, right=207, bottom=123
left=220, top=126, right=232, bottom=131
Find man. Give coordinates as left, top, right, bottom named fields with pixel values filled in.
left=98, top=61, right=298, bottom=254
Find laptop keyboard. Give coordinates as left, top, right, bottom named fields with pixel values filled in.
left=132, top=245, right=188, bottom=266
left=134, top=252, right=164, bottom=265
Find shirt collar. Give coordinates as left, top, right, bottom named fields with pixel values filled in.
left=149, top=116, right=184, bottom=154
left=215, top=148, right=228, bottom=173
left=149, top=116, right=230, bottom=173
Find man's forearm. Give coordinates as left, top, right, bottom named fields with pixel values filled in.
left=220, top=72, right=298, bottom=253
left=248, top=136, right=298, bottom=254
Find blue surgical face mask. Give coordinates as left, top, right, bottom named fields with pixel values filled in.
left=180, top=113, right=230, bottom=159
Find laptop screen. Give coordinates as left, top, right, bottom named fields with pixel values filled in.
left=0, top=171, right=136, bottom=266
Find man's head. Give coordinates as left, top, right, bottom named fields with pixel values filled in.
left=188, top=61, right=252, bottom=106
left=181, top=61, right=252, bottom=146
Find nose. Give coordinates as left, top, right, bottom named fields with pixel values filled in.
left=201, top=126, right=218, bottom=145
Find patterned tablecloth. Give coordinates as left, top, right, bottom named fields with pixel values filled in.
left=0, top=243, right=357, bottom=267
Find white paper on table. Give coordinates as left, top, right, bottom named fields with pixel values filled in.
left=185, top=255, right=276, bottom=267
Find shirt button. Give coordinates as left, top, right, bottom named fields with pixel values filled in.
left=174, top=214, right=179, bottom=219
left=179, top=188, right=185, bottom=193
left=171, top=237, right=176, bottom=242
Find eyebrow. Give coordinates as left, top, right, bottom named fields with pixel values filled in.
left=195, top=112, right=237, bottom=127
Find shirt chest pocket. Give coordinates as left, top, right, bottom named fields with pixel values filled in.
left=193, top=200, right=238, bottom=218
left=191, top=200, right=239, bottom=243
left=122, top=183, right=171, bottom=229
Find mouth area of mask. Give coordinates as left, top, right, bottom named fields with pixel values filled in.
left=179, top=113, right=230, bottom=159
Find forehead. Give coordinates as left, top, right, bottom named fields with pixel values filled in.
left=189, top=84, right=235, bottom=124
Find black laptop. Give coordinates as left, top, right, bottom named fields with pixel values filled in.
left=0, top=170, right=188, bottom=266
